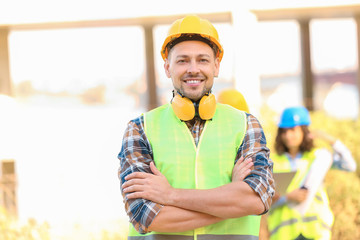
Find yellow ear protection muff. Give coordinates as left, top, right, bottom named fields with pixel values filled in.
left=171, top=91, right=216, bottom=121
left=198, top=93, right=216, bottom=120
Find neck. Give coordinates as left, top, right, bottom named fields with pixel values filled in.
left=288, top=147, right=299, bottom=159
left=173, top=90, right=211, bottom=102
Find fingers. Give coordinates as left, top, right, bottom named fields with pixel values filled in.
left=245, top=159, right=254, bottom=170
left=123, top=184, right=148, bottom=199
left=123, top=184, right=143, bottom=193
left=235, top=157, right=253, bottom=170
left=122, top=162, right=161, bottom=198
left=235, top=156, right=249, bottom=167
left=123, top=172, right=152, bottom=192
left=236, top=155, right=245, bottom=164
left=122, top=178, right=146, bottom=189
left=237, top=169, right=251, bottom=180
left=122, top=178, right=149, bottom=199
left=232, top=157, right=254, bottom=182
left=125, top=172, right=149, bottom=181
left=150, top=161, right=161, bottom=176
left=126, top=192, right=145, bottom=199
left=125, top=162, right=159, bottom=180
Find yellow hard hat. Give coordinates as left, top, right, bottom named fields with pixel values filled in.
left=217, top=89, right=250, bottom=113
left=161, top=15, right=224, bottom=62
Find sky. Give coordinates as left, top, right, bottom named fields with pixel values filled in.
left=0, top=0, right=236, bottom=24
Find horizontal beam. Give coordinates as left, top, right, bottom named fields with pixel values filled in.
left=0, top=12, right=232, bottom=31
left=251, top=4, right=360, bottom=21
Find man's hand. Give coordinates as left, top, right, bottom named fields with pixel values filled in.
left=122, top=162, right=173, bottom=205
left=232, top=156, right=253, bottom=182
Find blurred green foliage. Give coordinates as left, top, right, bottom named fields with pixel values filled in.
left=0, top=208, right=50, bottom=240
left=260, top=108, right=360, bottom=240
left=0, top=206, right=128, bottom=239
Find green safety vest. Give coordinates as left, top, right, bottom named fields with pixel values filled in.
left=268, top=150, right=334, bottom=240
left=128, top=103, right=261, bottom=240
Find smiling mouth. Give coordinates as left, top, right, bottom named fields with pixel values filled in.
left=185, top=79, right=202, bottom=84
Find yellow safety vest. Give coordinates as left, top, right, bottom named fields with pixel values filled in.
left=128, top=103, right=260, bottom=240
left=268, top=151, right=334, bottom=240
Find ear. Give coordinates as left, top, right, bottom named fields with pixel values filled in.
left=214, top=58, right=220, bottom=77
left=164, top=59, right=171, bottom=78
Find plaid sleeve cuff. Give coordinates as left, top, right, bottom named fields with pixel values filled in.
left=245, top=175, right=274, bottom=214
left=129, top=200, right=163, bottom=234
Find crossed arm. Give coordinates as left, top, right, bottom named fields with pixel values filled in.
left=122, top=158, right=264, bottom=232
left=118, top=115, right=274, bottom=233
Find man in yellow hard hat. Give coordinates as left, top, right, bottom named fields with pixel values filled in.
left=118, top=15, right=274, bottom=240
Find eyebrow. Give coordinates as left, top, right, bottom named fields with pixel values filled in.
left=175, top=54, right=211, bottom=59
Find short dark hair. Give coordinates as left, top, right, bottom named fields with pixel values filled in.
left=274, top=125, right=314, bottom=155
left=166, top=34, right=218, bottom=58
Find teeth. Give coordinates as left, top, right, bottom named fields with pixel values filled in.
left=187, top=80, right=200, bottom=84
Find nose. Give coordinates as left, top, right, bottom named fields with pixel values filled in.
left=283, top=129, right=291, bottom=136
left=281, top=129, right=291, bottom=139
left=187, top=60, right=200, bottom=74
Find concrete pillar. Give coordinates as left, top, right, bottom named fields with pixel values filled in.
left=298, top=19, right=314, bottom=111
left=231, top=9, right=262, bottom=116
left=144, top=25, right=158, bottom=111
left=0, top=159, right=17, bottom=217
left=0, top=28, right=12, bottom=96
left=355, top=16, right=360, bottom=108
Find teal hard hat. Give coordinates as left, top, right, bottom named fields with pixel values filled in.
left=278, top=106, right=311, bottom=128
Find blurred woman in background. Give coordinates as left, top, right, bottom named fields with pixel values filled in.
left=267, top=106, right=357, bottom=240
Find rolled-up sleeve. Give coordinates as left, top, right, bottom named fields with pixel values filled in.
left=237, top=113, right=275, bottom=213
left=118, top=116, right=163, bottom=234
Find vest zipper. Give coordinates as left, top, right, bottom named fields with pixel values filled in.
left=195, top=121, right=208, bottom=188
left=180, top=120, right=202, bottom=240
left=193, top=121, right=208, bottom=240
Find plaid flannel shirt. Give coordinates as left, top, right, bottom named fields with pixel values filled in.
left=118, top=112, right=274, bottom=234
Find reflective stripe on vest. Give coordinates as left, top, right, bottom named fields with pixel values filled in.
left=128, top=235, right=193, bottom=240
left=128, top=103, right=260, bottom=239
left=128, top=234, right=259, bottom=240
left=269, top=216, right=318, bottom=236
left=268, top=151, right=334, bottom=240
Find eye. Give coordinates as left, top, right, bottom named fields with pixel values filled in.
left=176, top=59, right=187, bottom=63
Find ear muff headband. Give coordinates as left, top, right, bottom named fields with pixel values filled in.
left=171, top=92, right=216, bottom=121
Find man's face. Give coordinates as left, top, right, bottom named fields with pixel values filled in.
left=164, top=40, right=220, bottom=101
